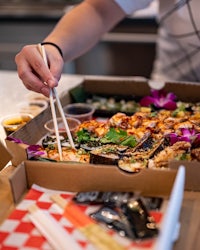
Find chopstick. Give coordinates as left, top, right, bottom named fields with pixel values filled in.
left=38, top=44, right=75, bottom=161
left=39, top=44, right=63, bottom=160
left=53, top=87, right=75, bottom=149
left=51, top=194, right=126, bottom=250
left=28, top=204, right=82, bottom=250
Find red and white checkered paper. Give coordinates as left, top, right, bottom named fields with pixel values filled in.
left=0, top=184, right=163, bottom=250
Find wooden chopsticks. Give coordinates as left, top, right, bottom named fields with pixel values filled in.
left=38, top=44, right=75, bottom=161
left=51, top=194, right=126, bottom=250
left=28, top=204, right=81, bottom=250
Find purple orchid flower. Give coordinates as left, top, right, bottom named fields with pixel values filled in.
left=6, top=136, right=47, bottom=159
left=27, top=144, right=47, bottom=159
left=168, top=128, right=200, bottom=146
left=140, top=89, right=177, bottom=110
left=6, top=136, right=28, bottom=144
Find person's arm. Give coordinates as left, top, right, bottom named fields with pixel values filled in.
left=46, top=0, right=125, bottom=62
left=15, top=0, right=125, bottom=97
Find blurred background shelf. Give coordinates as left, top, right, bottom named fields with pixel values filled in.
left=0, top=0, right=158, bottom=78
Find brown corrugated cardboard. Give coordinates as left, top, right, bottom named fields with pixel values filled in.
left=82, top=77, right=200, bottom=103
left=3, top=160, right=184, bottom=250
left=9, top=160, right=177, bottom=204
left=4, top=76, right=200, bottom=191
left=0, top=141, right=15, bottom=224
left=169, top=161, right=200, bottom=191
left=0, top=141, right=12, bottom=171
left=2, top=160, right=200, bottom=250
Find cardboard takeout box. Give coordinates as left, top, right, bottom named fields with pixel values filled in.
left=0, top=147, right=185, bottom=250
left=4, top=76, right=200, bottom=191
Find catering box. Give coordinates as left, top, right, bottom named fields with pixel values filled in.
left=4, top=76, right=200, bottom=191
left=3, top=158, right=184, bottom=250
left=0, top=140, right=184, bottom=249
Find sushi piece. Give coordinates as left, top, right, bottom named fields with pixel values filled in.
left=90, top=144, right=127, bottom=165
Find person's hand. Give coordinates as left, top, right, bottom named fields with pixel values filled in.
left=15, top=44, right=64, bottom=97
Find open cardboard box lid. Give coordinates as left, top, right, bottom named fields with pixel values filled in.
left=4, top=76, right=200, bottom=191
left=80, top=76, right=200, bottom=103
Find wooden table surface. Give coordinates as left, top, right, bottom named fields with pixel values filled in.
left=173, top=191, right=200, bottom=250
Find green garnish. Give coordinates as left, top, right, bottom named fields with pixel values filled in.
left=76, top=129, right=91, bottom=143
left=172, top=104, right=186, bottom=117
left=120, top=135, right=137, bottom=147
left=76, top=127, right=137, bottom=148
left=150, top=111, right=158, bottom=117
left=101, top=128, right=137, bottom=147
left=47, top=144, right=56, bottom=150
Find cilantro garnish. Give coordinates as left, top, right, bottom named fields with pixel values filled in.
left=76, top=129, right=91, bottom=143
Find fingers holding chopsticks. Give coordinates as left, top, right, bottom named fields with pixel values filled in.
left=15, top=44, right=63, bottom=97
left=42, top=43, right=64, bottom=83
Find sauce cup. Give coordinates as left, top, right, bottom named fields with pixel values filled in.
left=1, top=113, right=33, bottom=136
left=44, top=117, right=81, bottom=137
left=63, top=103, right=95, bottom=122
